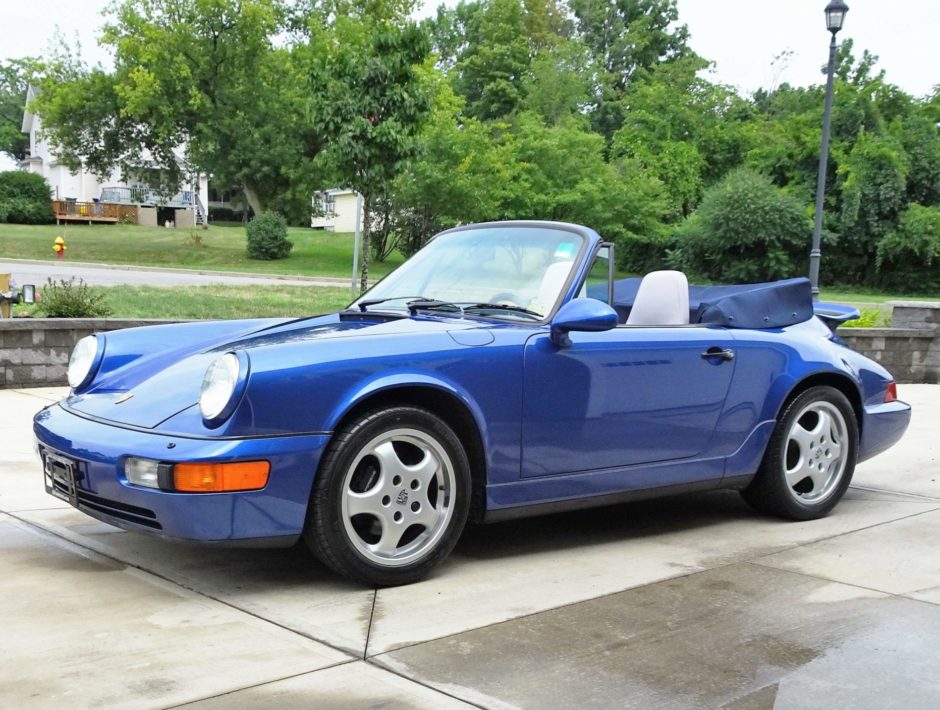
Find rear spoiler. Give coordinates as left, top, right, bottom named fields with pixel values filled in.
left=813, top=302, right=860, bottom=333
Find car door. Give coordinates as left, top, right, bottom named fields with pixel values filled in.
left=521, top=325, right=736, bottom=477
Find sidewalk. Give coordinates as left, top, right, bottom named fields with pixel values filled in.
left=1, top=385, right=938, bottom=708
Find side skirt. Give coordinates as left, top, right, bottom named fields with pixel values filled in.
left=483, top=475, right=755, bottom=524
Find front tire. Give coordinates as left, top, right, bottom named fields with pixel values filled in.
left=742, top=386, right=858, bottom=520
left=305, top=406, right=471, bottom=586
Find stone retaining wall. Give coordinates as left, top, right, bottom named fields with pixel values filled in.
left=2, top=302, right=939, bottom=388
left=840, top=303, right=940, bottom=384
left=0, top=319, right=179, bottom=388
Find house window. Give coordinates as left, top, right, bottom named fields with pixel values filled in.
left=315, top=192, right=336, bottom=216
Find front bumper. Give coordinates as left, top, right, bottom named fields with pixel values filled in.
left=859, top=399, right=912, bottom=463
left=34, top=403, right=330, bottom=543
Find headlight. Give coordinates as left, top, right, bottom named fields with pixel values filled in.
left=199, top=353, right=241, bottom=422
left=67, top=335, right=100, bottom=389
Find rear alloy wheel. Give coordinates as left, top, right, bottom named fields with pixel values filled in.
left=742, top=386, right=858, bottom=520
left=305, top=406, right=471, bottom=586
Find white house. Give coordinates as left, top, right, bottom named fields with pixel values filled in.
left=19, top=85, right=209, bottom=225
left=311, top=188, right=363, bottom=232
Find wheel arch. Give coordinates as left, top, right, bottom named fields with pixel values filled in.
left=778, top=372, right=863, bottom=436
left=328, top=384, right=489, bottom=522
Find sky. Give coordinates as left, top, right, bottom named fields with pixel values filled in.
left=2, top=0, right=937, bottom=171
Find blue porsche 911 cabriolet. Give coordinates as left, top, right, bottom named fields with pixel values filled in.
left=34, top=221, right=911, bottom=586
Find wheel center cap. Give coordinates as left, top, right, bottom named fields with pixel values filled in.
left=396, top=489, right=409, bottom=505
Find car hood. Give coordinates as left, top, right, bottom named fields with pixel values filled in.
left=65, top=313, right=490, bottom=429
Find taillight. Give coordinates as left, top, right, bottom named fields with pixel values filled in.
left=884, top=381, right=898, bottom=403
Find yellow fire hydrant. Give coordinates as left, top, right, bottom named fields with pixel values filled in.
left=53, top=236, right=67, bottom=260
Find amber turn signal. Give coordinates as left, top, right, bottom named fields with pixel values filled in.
left=173, top=461, right=270, bottom=492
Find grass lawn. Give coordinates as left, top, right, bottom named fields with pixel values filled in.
left=12, top=282, right=927, bottom=322
left=0, top=222, right=405, bottom=279
left=16, top=284, right=354, bottom=320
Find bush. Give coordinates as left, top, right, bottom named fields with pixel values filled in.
left=875, top=204, right=940, bottom=293
left=38, top=278, right=112, bottom=318
left=0, top=171, right=55, bottom=224
left=675, top=168, right=811, bottom=282
left=617, top=232, right=678, bottom=275
left=209, top=206, right=246, bottom=223
left=246, top=211, right=293, bottom=260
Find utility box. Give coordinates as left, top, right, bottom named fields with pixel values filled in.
left=0, top=274, right=9, bottom=318
left=0, top=274, right=37, bottom=318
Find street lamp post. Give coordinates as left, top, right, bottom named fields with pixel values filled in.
left=809, top=0, right=849, bottom=300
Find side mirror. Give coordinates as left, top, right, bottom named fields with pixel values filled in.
left=550, top=299, right=618, bottom=347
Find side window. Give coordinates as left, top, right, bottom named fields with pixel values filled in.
left=582, top=246, right=611, bottom=303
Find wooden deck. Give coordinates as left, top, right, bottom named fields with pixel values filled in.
left=52, top=201, right=138, bottom=225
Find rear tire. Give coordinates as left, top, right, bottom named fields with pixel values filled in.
left=741, top=386, right=858, bottom=520
left=305, top=406, right=471, bottom=586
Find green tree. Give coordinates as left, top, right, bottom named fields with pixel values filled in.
left=449, top=0, right=533, bottom=120
left=678, top=168, right=812, bottom=282
left=0, top=58, right=31, bottom=162
left=310, top=2, right=431, bottom=291
left=610, top=58, right=754, bottom=220
left=836, top=131, right=909, bottom=281
left=570, top=0, right=693, bottom=139
left=521, top=39, right=593, bottom=126
left=33, top=0, right=322, bottom=221
left=876, top=204, right=940, bottom=293
left=379, top=71, right=512, bottom=257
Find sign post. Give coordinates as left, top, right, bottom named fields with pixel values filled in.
left=351, top=192, right=363, bottom=297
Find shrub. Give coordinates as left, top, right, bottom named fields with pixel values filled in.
left=0, top=171, right=55, bottom=224
left=875, top=204, right=940, bottom=294
left=246, top=211, right=292, bottom=260
left=841, top=307, right=891, bottom=328
left=617, top=232, right=678, bottom=275
left=209, top=206, right=246, bottom=223
left=676, top=168, right=811, bottom=282
left=38, top=278, right=112, bottom=318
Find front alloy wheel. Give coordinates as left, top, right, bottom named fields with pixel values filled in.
left=306, top=406, right=471, bottom=586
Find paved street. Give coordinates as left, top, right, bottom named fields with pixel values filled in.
left=0, top=259, right=349, bottom=288
left=0, top=385, right=938, bottom=708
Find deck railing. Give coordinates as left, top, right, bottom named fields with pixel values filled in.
left=52, top=201, right=138, bottom=224
left=99, top=186, right=194, bottom=208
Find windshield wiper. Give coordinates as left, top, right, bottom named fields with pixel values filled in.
left=356, top=296, right=429, bottom=312
left=406, top=298, right=464, bottom=315
left=463, top=303, right=543, bottom=320
left=355, top=296, right=464, bottom=316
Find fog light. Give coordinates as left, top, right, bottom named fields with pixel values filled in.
left=174, top=461, right=270, bottom=493
left=125, top=457, right=162, bottom=489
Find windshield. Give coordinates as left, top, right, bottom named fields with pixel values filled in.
left=352, top=226, right=584, bottom=319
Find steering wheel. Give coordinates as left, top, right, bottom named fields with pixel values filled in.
left=488, top=292, right=527, bottom=308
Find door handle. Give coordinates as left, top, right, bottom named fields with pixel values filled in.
left=701, top=347, right=735, bottom=362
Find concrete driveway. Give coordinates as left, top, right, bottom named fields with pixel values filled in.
left=1, top=385, right=938, bottom=709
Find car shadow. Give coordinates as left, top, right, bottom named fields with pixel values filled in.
left=455, top=489, right=760, bottom=561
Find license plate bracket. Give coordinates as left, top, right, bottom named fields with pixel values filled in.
left=43, top=450, right=79, bottom=507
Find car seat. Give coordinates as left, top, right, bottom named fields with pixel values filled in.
left=626, top=270, right=690, bottom=326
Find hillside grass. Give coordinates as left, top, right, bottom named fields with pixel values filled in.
left=0, top=222, right=405, bottom=279
left=16, top=284, right=353, bottom=320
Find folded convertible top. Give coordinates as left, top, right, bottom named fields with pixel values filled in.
left=601, top=276, right=815, bottom=329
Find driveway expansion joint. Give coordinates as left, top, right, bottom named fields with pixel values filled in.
left=5, top=510, right=363, bottom=661
left=743, top=559, right=940, bottom=607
